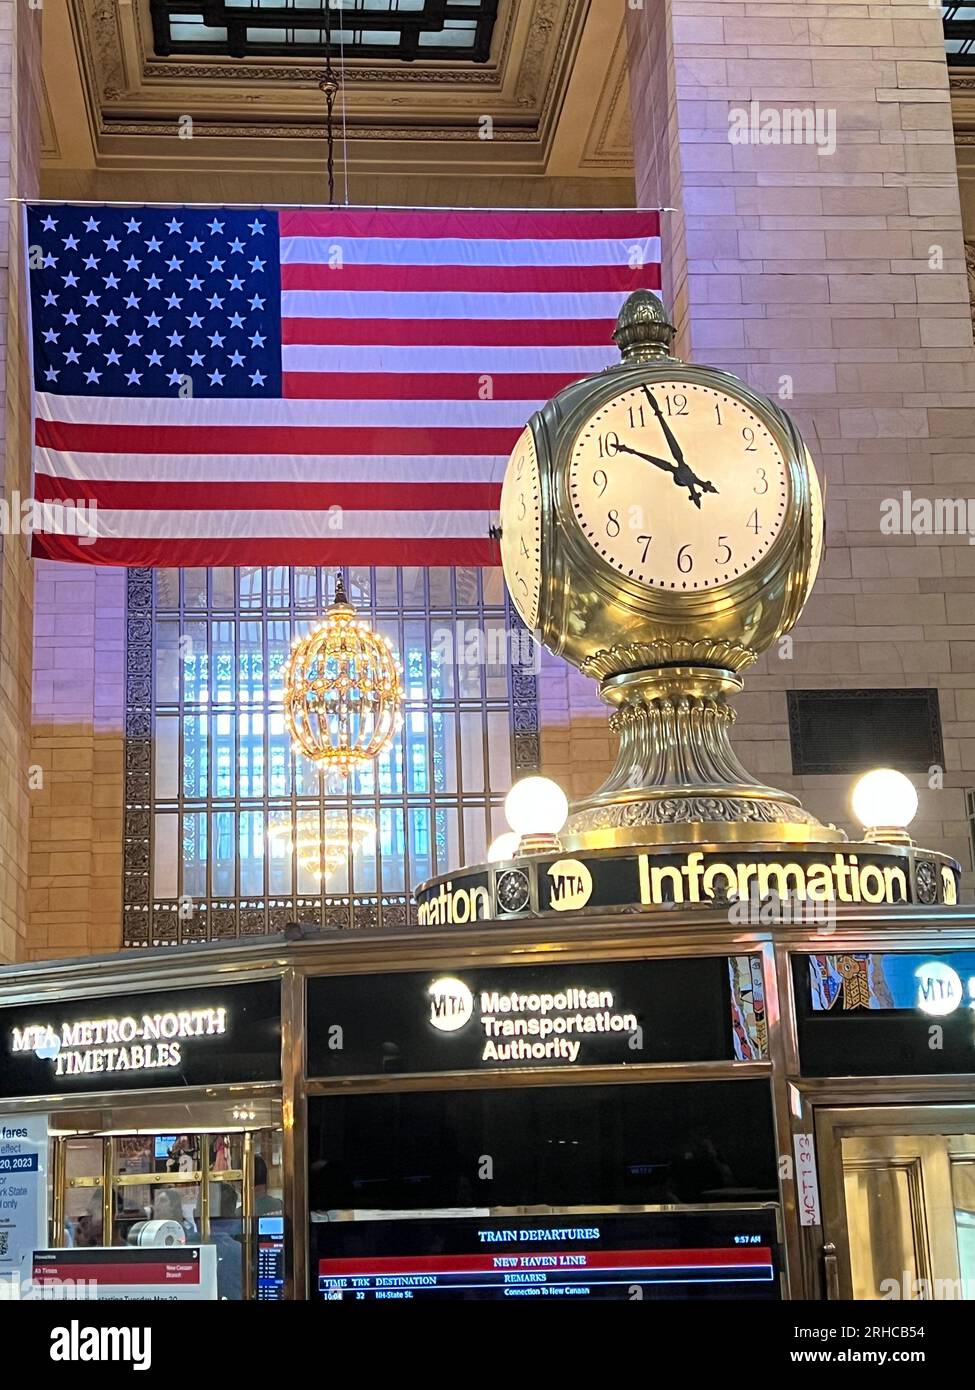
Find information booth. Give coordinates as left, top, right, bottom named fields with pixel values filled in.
left=2, top=897, right=974, bottom=1301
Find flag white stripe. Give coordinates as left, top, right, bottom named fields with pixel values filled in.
left=281, top=345, right=617, bottom=373
left=34, top=449, right=507, bottom=483
left=35, top=508, right=490, bottom=541
left=34, top=393, right=547, bottom=429
left=280, top=236, right=661, bottom=268
left=281, top=290, right=634, bottom=319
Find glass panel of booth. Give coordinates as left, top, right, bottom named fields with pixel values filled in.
left=52, top=1121, right=284, bottom=1299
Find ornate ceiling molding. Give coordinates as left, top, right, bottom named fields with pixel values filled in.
left=44, top=0, right=631, bottom=178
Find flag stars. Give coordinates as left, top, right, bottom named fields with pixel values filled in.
left=146, top=311, right=162, bottom=328
left=84, top=368, right=102, bottom=384
left=208, top=257, right=225, bottom=273
left=145, top=237, right=163, bottom=253
left=249, top=369, right=267, bottom=387
left=64, top=309, right=80, bottom=326
left=42, top=328, right=60, bottom=344
left=167, top=330, right=184, bottom=347
left=124, top=255, right=141, bottom=272
left=186, top=237, right=204, bottom=254
left=124, top=217, right=142, bottom=234
left=146, top=349, right=163, bottom=367
left=146, top=274, right=163, bottom=291
left=126, top=330, right=143, bottom=347
left=42, top=291, right=59, bottom=307
left=83, top=329, right=101, bottom=345
left=208, top=293, right=224, bottom=310
left=103, top=235, right=120, bottom=252
left=166, top=293, right=183, bottom=309
left=125, top=368, right=142, bottom=385
left=62, top=271, right=79, bottom=287
left=166, top=256, right=183, bottom=272
left=228, top=350, right=246, bottom=368
left=41, top=214, right=58, bottom=232
left=43, top=253, right=58, bottom=269
left=208, top=369, right=225, bottom=385
left=227, top=275, right=244, bottom=292
left=248, top=219, right=265, bottom=236
left=81, top=255, right=99, bottom=270
left=104, top=348, right=121, bottom=365
left=44, top=367, right=60, bottom=382
left=228, top=238, right=245, bottom=254
left=249, top=295, right=265, bottom=310
left=124, top=293, right=141, bottom=309
left=208, top=218, right=225, bottom=235
left=102, top=310, right=119, bottom=327
left=249, top=257, right=266, bottom=273
left=83, top=292, right=100, bottom=307
left=228, top=312, right=245, bottom=329
left=186, top=312, right=204, bottom=329
left=103, top=273, right=120, bottom=289
left=62, top=234, right=79, bottom=251
left=188, top=349, right=205, bottom=367
left=166, top=217, right=183, bottom=235
left=208, top=331, right=225, bottom=348
left=83, top=216, right=99, bottom=233
left=187, top=275, right=204, bottom=292
left=65, top=348, right=81, bottom=364
left=249, top=331, right=266, bottom=348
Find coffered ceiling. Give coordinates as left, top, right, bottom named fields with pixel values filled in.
left=40, top=0, right=634, bottom=195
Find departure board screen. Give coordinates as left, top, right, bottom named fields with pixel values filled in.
left=312, top=1209, right=780, bottom=1302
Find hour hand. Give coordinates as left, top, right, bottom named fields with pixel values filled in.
left=616, top=443, right=678, bottom=477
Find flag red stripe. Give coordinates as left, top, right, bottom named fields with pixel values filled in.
left=281, top=317, right=616, bottom=347
left=280, top=371, right=578, bottom=401
left=281, top=264, right=660, bottom=293
left=35, top=420, right=520, bottom=455
left=33, top=475, right=500, bottom=511
left=280, top=209, right=660, bottom=241
left=31, top=534, right=500, bottom=565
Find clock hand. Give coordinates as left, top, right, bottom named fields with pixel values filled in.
left=616, top=443, right=679, bottom=477
left=641, top=386, right=720, bottom=508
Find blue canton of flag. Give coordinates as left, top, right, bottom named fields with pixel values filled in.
left=27, top=205, right=281, bottom=398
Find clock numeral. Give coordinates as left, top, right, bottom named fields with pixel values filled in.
left=664, top=393, right=688, bottom=417
left=606, top=509, right=621, bottom=538
left=637, top=534, right=652, bottom=563
left=742, top=427, right=758, bottom=453
left=517, top=492, right=526, bottom=521
left=747, top=509, right=761, bottom=534
left=627, top=403, right=646, bottom=430
left=598, top=431, right=620, bottom=459
left=714, top=402, right=722, bottom=425
left=592, top=468, right=608, bottom=496
left=514, top=453, right=524, bottom=480
left=677, top=543, right=693, bottom=574
left=754, top=467, right=768, bottom=494
left=517, top=575, right=528, bottom=595
left=715, top=535, right=732, bottom=565
left=519, top=537, right=529, bottom=560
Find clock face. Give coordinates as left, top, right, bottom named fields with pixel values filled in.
left=567, top=380, right=790, bottom=591
left=499, top=425, right=542, bottom=629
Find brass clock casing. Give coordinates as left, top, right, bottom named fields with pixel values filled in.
left=499, top=290, right=836, bottom=848
left=527, top=358, right=819, bottom=679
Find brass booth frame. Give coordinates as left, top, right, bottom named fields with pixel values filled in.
left=2, top=903, right=975, bottom=1301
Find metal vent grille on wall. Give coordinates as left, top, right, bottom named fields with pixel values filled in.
left=787, top=689, right=944, bottom=776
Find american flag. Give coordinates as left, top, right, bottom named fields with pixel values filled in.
left=26, top=205, right=662, bottom=567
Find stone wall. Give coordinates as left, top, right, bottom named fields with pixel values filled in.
left=627, top=0, right=975, bottom=878
left=0, top=1, right=42, bottom=961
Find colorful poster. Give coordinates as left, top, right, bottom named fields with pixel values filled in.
left=730, top=955, right=768, bottom=1060
left=809, top=954, right=975, bottom=1014
left=0, top=1113, right=48, bottom=1297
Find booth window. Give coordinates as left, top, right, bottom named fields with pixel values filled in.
left=787, top=688, right=943, bottom=776
left=123, top=566, right=538, bottom=944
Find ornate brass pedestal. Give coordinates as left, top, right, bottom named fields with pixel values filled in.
left=563, top=665, right=841, bottom=850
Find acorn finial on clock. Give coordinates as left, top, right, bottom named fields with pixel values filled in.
left=498, top=291, right=835, bottom=850
left=612, top=289, right=677, bottom=363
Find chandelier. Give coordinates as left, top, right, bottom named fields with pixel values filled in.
left=268, top=810, right=376, bottom=882
left=283, top=573, right=403, bottom=776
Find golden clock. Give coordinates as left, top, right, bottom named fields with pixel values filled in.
left=498, top=290, right=835, bottom=848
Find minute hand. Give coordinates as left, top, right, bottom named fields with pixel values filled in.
left=642, top=386, right=719, bottom=509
